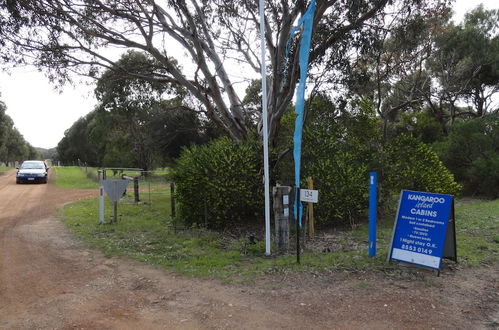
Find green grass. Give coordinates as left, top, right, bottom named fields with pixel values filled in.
left=0, top=166, right=13, bottom=174
left=454, top=198, right=499, bottom=266
left=58, top=194, right=499, bottom=282
left=56, top=166, right=170, bottom=188
left=53, top=166, right=100, bottom=189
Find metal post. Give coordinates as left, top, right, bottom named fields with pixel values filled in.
left=296, top=186, right=301, bottom=264
left=369, top=172, right=377, bottom=257
left=98, top=170, right=105, bottom=224
left=259, top=0, right=271, bottom=256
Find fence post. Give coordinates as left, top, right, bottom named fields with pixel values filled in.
left=369, top=172, right=377, bottom=257
left=113, top=201, right=118, bottom=223
left=133, top=177, right=140, bottom=203
left=98, top=170, right=105, bottom=224
left=170, top=182, right=176, bottom=219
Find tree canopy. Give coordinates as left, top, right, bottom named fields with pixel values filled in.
left=348, top=5, right=499, bottom=138
left=0, top=98, right=39, bottom=163
left=0, top=0, right=444, bottom=143
left=57, top=51, right=212, bottom=168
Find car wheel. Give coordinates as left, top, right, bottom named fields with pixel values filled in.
left=16, top=179, right=20, bottom=184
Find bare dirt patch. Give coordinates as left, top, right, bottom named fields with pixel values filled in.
left=0, top=170, right=497, bottom=329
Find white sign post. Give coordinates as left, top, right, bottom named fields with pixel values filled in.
left=99, top=185, right=105, bottom=224
left=102, top=180, right=129, bottom=223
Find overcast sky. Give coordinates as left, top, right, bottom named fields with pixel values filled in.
left=0, top=0, right=497, bottom=149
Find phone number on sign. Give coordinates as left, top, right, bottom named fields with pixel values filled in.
left=401, top=244, right=433, bottom=254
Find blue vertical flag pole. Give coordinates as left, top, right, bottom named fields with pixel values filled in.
left=286, top=0, right=316, bottom=231
left=369, top=172, right=377, bottom=257
left=284, top=0, right=316, bottom=264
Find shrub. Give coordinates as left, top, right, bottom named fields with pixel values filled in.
left=173, top=137, right=263, bottom=228
left=301, top=99, right=381, bottom=226
left=384, top=134, right=462, bottom=196
left=299, top=98, right=461, bottom=226
left=433, top=115, right=499, bottom=198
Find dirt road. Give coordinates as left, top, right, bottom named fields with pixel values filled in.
left=0, top=170, right=497, bottom=329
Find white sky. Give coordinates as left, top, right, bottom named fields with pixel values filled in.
left=0, top=0, right=497, bottom=149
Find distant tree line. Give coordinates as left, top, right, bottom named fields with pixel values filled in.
left=0, top=98, right=39, bottom=165
left=56, top=52, right=222, bottom=170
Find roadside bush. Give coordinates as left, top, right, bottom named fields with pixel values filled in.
left=301, top=99, right=381, bottom=226
left=299, top=97, right=461, bottom=226
left=384, top=134, right=462, bottom=196
left=433, top=115, right=499, bottom=198
left=173, top=137, right=263, bottom=228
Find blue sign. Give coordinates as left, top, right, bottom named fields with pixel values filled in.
left=388, top=190, right=454, bottom=270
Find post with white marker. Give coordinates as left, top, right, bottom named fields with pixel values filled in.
left=98, top=170, right=105, bottom=224
left=369, top=172, right=377, bottom=257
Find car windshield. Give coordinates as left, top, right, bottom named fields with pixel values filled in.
left=20, top=162, right=45, bottom=170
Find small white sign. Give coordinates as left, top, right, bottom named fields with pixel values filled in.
left=300, top=189, right=319, bottom=203
left=283, top=195, right=289, bottom=205
left=283, top=207, right=289, bottom=217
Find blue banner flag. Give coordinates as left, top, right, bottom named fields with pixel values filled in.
left=285, top=0, right=316, bottom=227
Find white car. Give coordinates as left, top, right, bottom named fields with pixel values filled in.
left=16, top=160, right=49, bottom=184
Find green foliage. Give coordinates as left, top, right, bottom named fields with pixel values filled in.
left=391, top=111, right=445, bottom=144
left=57, top=51, right=210, bottom=169
left=297, top=97, right=460, bottom=226
left=57, top=111, right=101, bottom=166
left=173, top=137, right=263, bottom=228
left=429, top=6, right=499, bottom=118
left=455, top=198, right=499, bottom=266
left=301, top=98, right=381, bottom=225
left=0, top=99, right=39, bottom=163
left=433, top=115, right=499, bottom=198
left=384, top=134, right=461, bottom=196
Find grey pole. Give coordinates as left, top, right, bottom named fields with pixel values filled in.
left=259, top=0, right=271, bottom=256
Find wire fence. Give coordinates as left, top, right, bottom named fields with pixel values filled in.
left=97, top=168, right=172, bottom=206
left=72, top=166, right=177, bottom=226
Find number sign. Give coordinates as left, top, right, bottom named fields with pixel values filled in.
left=300, top=189, right=318, bottom=203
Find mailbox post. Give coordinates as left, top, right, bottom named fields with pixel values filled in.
left=272, top=185, right=292, bottom=251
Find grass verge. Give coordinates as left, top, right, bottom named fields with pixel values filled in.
left=0, top=166, right=13, bottom=174
left=59, top=190, right=499, bottom=283
left=53, top=166, right=100, bottom=189
left=54, top=166, right=170, bottom=189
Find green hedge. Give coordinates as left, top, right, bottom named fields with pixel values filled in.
left=300, top=100, right=461, bottom=226
left=433, top=115, right=499, bottom=198
left=384, top=134, right=462, bottom=196
left=173, top=104, right=462, bottom=229
left=302, top=102, right=379, bottom=225
left=173, top=137, right=263, bottom=228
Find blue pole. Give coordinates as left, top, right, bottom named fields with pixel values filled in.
left=369, top=172, right=377, bottom=257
